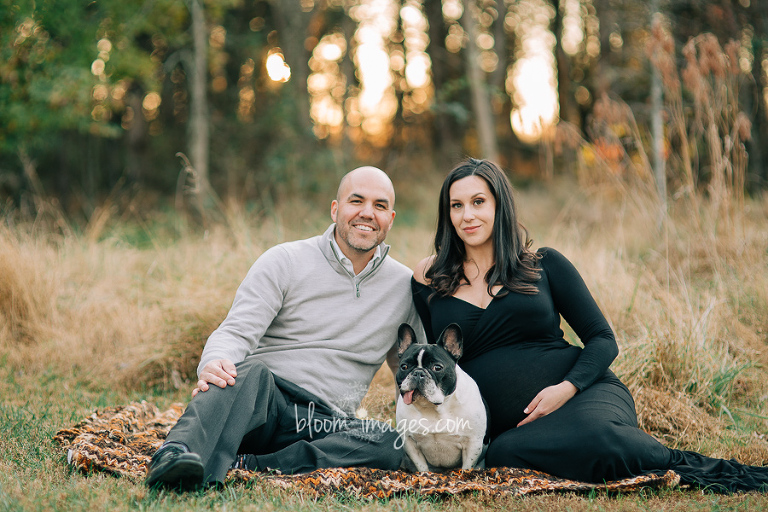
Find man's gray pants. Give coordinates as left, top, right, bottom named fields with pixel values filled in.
left=166, top=356, right=402, bottom=483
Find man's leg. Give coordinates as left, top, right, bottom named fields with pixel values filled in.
left=160, top=357, right=286, bottom=484
left=252, top=420, right=403, bottom=474
left=241, top=376, right=402, bottom=474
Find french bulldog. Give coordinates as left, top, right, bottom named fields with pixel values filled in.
left=395, top=323, right=487, bottom=472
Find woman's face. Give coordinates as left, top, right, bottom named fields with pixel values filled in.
left=448, top=175, right=496, bottom=251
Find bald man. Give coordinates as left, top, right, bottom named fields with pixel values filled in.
left=146, top=167, right=424, bottom=490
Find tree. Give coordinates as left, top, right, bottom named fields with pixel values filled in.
left=424, top=0, right=466, bottom=163
left=270, top=0, right=315, bottom=138
left=0, top=0, right=192, bottom=209
left=650, top=2, right=667, bottom=210
left=186, top=0, right=212, bottom=203
left=461, top=0, right=499, bottom=161
left=745, top=0, right=768, bottom=190
left=550, top=0, right=579, bottom=127
left=1, top=1, right=103, bottom=208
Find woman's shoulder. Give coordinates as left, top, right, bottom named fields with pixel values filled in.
left=534, top=246, right=570, bottom=269
left=412, top=255, right=435, bottom=285
left=534, top=247, right=581, bottom=275
left=535, top=246, right=566, bottom=261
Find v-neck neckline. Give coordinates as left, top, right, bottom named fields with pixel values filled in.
left=412, top=278, right=499, bottom=311
left=447, top=293, right=496, bottom=311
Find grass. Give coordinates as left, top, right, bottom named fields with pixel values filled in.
left=1, top=173, right=768, bottom=510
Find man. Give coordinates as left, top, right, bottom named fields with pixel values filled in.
left=146, top=166, right=423, bottom=489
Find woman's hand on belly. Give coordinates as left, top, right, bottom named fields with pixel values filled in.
left=517, top=380, right=578, bottom=427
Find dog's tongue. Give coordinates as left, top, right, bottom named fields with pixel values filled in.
left=403, top=390, right=415, bottom=405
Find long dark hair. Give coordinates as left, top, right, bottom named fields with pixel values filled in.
left=425, top=158, right=541, bottom=297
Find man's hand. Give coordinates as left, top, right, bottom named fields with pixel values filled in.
left=517, top=381, right=578, bottom=427
left=192, top=359, right=237, bottom=397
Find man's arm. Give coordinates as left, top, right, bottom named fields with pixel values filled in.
left=194, top=245, right=290, bottom=392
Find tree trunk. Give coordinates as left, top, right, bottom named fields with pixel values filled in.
left=650, top=2, right=667, bottom=217
left=390, top=0, right=407, bottom=154
left=489, top=0, right=518, bottom=164
left=187, top=0, right=211, bottom=200
left=271, top=0, right=314, bottom=138
left=748, top=2, right=767, bottom=190
left=489, top=0, right=509, bottom=94
left=461, top=1, right=499, bottom=162
left=589, top=0, right=616, bottom=97
left=125, top=86, right=148, bottom=186
left=424, top=0, right=463, bottom=164
left=551, top=0, right=578, bottom=126
left=340, top=5, right=357, bottom=159
left=651, top=60, right=666, bottom=201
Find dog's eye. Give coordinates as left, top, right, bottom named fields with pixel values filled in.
left=400, top=363, right=409, bottom=371
left=432, top=364, right=443, bottom=372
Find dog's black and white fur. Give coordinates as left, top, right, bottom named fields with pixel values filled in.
left=395, top=323, right=487, bottom=472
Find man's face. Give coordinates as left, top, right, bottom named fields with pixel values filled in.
left=331, top=170, right=396, bottom=257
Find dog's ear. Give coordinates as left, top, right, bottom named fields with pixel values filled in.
left=437, top=323, right=463, bottom=360
left=397, top=323, right=418, bottom=358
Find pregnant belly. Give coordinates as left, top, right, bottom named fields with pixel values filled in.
left=459, top=342, right=582, bottom=437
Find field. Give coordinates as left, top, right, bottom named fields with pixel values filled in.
left=1, top=174, right=768, bottom=511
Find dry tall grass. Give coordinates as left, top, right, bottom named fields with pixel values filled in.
left=2, top=174, right=766, bottom=466
left=536, top=20, right=768, bottom=461
left=546, top=185, right=768, bottom=463
left=0, top=203, right=299, bottom=391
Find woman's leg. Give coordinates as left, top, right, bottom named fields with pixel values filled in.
left=485, top=377, right=672, bottom=482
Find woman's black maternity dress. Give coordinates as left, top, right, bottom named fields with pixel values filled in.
left=412, top=248, right=768, bottom=493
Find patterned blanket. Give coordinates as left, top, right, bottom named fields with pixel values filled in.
left=53, top=401, right=680, bottom=498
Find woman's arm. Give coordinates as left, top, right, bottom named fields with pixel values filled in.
left=517, top=247, right=618, bottom=426
left=543, top=247, right=619, bottom=391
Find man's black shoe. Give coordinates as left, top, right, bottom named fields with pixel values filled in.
left=146, top=443, right=205, bottom=491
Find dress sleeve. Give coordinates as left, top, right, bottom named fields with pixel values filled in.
left=540, top=248, right=619, bottom=391
left=410, top=278, right=436, bottom=343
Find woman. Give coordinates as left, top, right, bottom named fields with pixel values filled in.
left=411, top=158, right=768, bottom=493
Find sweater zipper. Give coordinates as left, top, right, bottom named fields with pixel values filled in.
left=355, top=269, right=377, bottom=297
left=329, top=243, right=363, bottom=297
left=329, top=242, right=384, bottom=298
